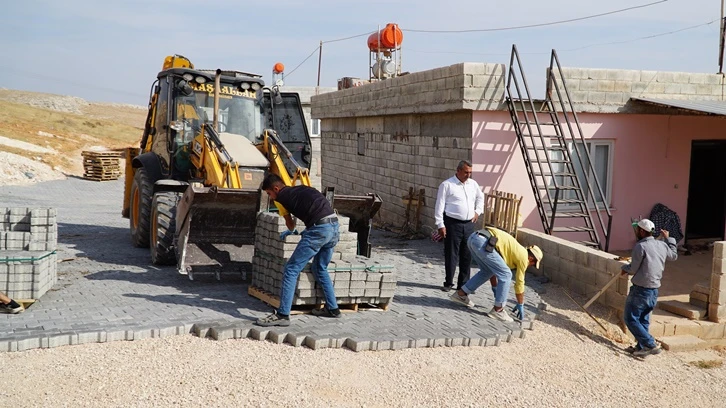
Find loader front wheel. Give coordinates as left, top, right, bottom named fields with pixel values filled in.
left=129, top=167, right=153, bottom=248
left=150, top=191, right=182, bottom=265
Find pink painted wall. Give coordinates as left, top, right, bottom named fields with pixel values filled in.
left=471, top=110, right=726, bottom=251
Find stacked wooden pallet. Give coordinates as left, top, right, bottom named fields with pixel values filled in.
left=81, top=151, right=121, bottom=181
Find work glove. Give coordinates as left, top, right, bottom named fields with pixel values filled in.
left=511, top=303, right=525, bottom=320
left=279, top=229, right=299, bottom=240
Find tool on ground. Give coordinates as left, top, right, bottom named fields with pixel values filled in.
left=562, top=289, right=609, bottom=333
left=583, top=273, right=622, bottom=309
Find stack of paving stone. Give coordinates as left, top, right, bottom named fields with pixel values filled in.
left=251, top=211, right=397, bottom=308
left=81, top=150, right=121, bottom=181
left=0, top=208, right=58, bottom=300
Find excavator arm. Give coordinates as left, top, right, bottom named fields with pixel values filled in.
left=256, top=129, right=312, bottom=188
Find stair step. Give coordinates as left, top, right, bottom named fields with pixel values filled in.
left=525, top=146, right=567, bottom=151
left=538, top=185, right=580, bottom=190
left=553, top=212, right=590, bottom=218
left=543, top=199, right=585, bottom=205
left=574, top=240, right=601, bottom=248
left=533, top=172, right=577, bottom=177
left=659, top=335, right=708, bottom=352
left=658, top=300, right=707, bottom=320
left=551, top=226, right=595, bottom=233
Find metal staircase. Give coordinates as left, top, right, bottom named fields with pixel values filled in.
left=505, top=45, right=612, bottom=251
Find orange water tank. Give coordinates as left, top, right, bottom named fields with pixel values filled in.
left=367, top=23, right=403, bottom=51
left=273, top=62, right=285, bottom=74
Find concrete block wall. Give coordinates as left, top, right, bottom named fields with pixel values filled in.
left=312, top=62, right=506, bottom=118
left=517, top=228, right=630, bottom=311
left=709, top=242, right=726, bottom=322
left=251, top=212, right=397, bottom=306
left=0, top=207, right=58, bottom=299
left=553, top=67, right=725, bottom=113
left=320, top=112, right=473, bottom=228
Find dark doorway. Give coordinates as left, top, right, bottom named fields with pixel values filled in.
left=686, top=140, right=726, bottom=241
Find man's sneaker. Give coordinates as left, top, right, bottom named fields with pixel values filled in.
left=440, top=284, right=454, bottom=292
left=625, top=344, right=642, bottom=354
left=255, top=312, right=290, bottom=327
left=487, top=307, right=514, bottom=322
left=449, top=292, right=475, bottom=308
left=633, top=345, right=662, bottom=357
left=311, top=307, right=341, bottom=318
left=0, top=300, right=24, bottom=314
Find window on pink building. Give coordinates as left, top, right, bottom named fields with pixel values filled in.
left=550, top=140, right=613, bottom=208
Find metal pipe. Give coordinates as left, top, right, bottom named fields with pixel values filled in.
left=316, top=40, right=323, bottom=94
left=213, top=69, right=221, bottom=132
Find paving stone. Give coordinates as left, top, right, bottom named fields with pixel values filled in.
left=0, top=178, right=544, bottom=353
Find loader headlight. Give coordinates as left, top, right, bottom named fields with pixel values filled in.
left=170, top=120, right=185, bottom=132
left=195, top=76, right=206, bottom=84
left=182, top=73, right=194, bottom=81
left=240, top=82, right=250, bottom=90
left=251, top=83, right=261, bottom=91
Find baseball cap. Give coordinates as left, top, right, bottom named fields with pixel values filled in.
left=632, top=218, right=655, bottom=232
left=527, top=245, right=543, bottom=269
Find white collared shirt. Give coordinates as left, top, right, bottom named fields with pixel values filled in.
left=434, top=175, right=484, bottom=228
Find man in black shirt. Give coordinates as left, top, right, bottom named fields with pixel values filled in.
left=255, top=174, right=342, bottom=326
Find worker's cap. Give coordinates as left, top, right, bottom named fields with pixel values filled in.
left=527, top=245, right=543, bottom=269
left=632, top=219, right=655, bottom=233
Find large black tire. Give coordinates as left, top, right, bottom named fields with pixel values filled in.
left=129, top=167, right=153, bottom=248
left=150, top=191, right=182, bottom=265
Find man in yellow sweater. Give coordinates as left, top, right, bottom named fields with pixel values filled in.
left=449, top=227, right=542, bottom=322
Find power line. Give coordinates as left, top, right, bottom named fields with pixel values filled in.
left=404, top=0, right=669, bottom=33
left=283, top=46, right=321, bottom=79
left=322, top=31, right=375, bottom=44
left=405, top=19, right=717, bottom=57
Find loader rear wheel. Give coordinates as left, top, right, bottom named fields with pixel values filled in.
left=129, top=167, right=153, bottom=248
left=150, top=191, right=182, bottom=265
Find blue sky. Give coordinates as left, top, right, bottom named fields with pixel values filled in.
left=0, top=0, right=720, bottom=104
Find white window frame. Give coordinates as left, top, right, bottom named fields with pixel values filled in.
left=549, top=139, right=614, bottom=209
left=310, top=118, right=321, bottom=137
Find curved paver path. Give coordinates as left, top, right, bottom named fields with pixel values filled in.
left=0, top=177, right=544, bottom=352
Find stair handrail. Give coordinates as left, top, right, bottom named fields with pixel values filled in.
left=506, top=45, right=562, bottom=232
left=547, top=49, right=613, bottom=251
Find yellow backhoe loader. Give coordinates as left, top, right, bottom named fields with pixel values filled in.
left=122, top=55, right=381, bottom=279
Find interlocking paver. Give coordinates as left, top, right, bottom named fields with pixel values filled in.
left=0, top=178, right=544, bottom=352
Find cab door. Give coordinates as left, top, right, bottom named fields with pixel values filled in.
left=262, top=92, right=313, bottom=170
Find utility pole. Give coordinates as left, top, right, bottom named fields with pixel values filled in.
left=720, top=0, right=725, bottom=74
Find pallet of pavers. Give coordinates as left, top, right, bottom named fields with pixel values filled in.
left=0, top=208, right=58, bottom=302
left=249, top=212, right=397, bottom=313
left=81, top=150, right=121, bottom=181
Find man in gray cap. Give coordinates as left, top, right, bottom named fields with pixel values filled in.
left=621, top=218, right=678, bottom=357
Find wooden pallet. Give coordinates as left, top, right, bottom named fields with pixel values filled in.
left=83, top=174, right=121, bottom=181
left=16, top=299, right=36, bottom=309
left=81, top=150, right=124, bottom=159
left=247, top=286, right=390, bottom=314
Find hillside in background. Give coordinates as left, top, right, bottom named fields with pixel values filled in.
left=0, top=89, right=147, bottom=184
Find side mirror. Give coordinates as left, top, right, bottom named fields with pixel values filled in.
left=271, top=85, right=283, bottom=105
left=176, top=79, right=193, bottom=96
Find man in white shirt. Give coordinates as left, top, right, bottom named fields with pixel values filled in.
left=434, top=160, right=484, bottom=292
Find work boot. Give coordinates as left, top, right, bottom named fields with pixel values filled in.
left=624, top=344, right=642, bottom=354
left=255, top=312, right=290, bottom=327
left=311, top=307, right=341, bottom=318
left=633, top=345, right=662, bottom=357
left=449, top=292, right=475, bottom=308
left=487, top=307, right=514, bottom=322
left=0, top=299, right=24, bottom=314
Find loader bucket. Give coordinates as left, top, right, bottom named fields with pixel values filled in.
left=176, top=184, right=260, bottom=279
left=326, top=191, right=383, bottom=258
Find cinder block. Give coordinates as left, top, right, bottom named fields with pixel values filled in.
left=714, top=257, right=725, bottom=275
left=714, top=242, right=726, bottom=260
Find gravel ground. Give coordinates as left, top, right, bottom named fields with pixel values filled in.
left=1, top=286, right=724, bottom=407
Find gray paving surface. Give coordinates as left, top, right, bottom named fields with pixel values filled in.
left=0, top=176, right=544, bottom=352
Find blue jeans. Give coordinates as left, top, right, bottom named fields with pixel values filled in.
left=624, top=285, right=659, bottom=349
left=461, top=232, right=512, bottom=308
left=278, top=222, right=340, bottom=315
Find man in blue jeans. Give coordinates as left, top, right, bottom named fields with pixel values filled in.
left=621, top=218, right=678, bottom=357
left=255, top=174, right=341, bottom=327
left=449, top=227, right=543, bottom=322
